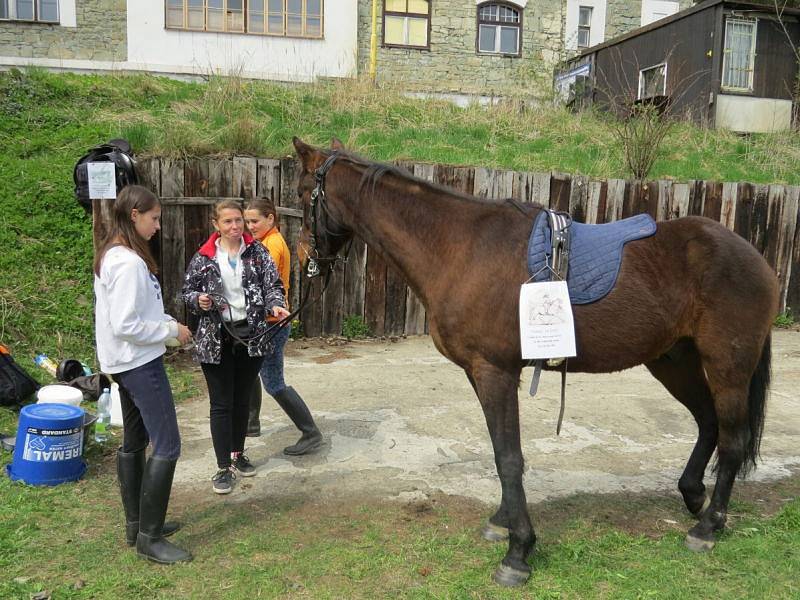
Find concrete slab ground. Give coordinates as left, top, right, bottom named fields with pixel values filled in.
left=171, top=330, right=800, bottom=507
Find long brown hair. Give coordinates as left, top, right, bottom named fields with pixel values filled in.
left=93, top=185, right=160, bottom=275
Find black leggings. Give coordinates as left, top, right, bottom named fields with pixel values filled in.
left=201, top=337, right=263, bottom=469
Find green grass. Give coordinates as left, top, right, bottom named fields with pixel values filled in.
left=0, top=445, right=797, bottom=599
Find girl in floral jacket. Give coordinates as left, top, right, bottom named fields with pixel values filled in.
left=182, top=200, right=290, bottom=494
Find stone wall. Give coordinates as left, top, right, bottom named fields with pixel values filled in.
left=0, top=0, right=126, bottom=62
left=357, top=0, right=696, bottom=98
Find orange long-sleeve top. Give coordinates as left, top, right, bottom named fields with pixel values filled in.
left=257, top=227, right=291, bottom=315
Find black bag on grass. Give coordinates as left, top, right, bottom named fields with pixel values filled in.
left=0, top=343, right=40, bottom=406
left=73, top=138, right=139, bottom=215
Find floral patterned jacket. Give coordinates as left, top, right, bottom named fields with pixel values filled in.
left=182, top=232, right=285, bottom=364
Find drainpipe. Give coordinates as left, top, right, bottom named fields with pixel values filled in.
left=369, top=0, right=378, bottom=82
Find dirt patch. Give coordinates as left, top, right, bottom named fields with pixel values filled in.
left=170, top=330, right=800, bottom=535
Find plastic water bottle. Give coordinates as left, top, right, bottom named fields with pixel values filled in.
left=95, top=387, right=111, bottom=443
left=33, top=353, right=58, bottom=377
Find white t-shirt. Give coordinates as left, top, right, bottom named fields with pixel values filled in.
left=94, top=246, right=179, bottom=374
left=215, top=238, right=247, bottom=322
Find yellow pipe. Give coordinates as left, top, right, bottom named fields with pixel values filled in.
left=369, top=0, right=378, bottom=82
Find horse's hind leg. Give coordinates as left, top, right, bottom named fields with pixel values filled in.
left=469, top=362, right=534, bottom=587
left=646, top=340, right=717, bottom=517
left=684, top=333, right=770, bottom=552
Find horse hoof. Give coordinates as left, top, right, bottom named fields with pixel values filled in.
left=493, top=564, right=530, bottom=587
left=685, top=533, right=715, bottom=552
left=481, top=522, right=510, bottom=542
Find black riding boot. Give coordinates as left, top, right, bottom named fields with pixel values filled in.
left=246, top=379, right=262, bottom=437
left=117, top=449, right=180, bottom=546
left=135, top=456, right=192, bottom=564
left=273, top=386, right=322, bottom=455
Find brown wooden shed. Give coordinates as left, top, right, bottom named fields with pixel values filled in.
left=554, top=0, right=800, bottom=132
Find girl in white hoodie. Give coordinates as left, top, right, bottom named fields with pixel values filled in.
left=94, top=185, right=192, bottom=564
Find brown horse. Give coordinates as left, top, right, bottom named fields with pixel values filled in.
left=292, top=137, right=779, bottom=587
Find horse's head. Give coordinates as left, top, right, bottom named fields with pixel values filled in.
left=293, top=137, right=352, bottom=278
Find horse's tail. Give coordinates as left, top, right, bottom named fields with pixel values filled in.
left=741, top=333, right=771, bottom=477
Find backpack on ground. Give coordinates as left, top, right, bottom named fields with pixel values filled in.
left=0, top=343, right=40, bottom=406
left=73, top=138, right=139, bottom=215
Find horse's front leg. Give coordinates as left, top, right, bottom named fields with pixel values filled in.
left=469, top=363, right=534, bottom=587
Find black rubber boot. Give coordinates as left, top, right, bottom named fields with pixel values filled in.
left=246, top=379, right=262, bottom=437
left=135, top=456, right=192, bottom=564
left=273, top=386, right=322, bottom=455
left=117, top=449, right=180, bottom=546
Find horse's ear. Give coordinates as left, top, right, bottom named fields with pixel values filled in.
left=293, top=137, right=322, bottom=171
left=331, top=137, right=345, bottom=151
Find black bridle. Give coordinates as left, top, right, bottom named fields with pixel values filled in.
left=305, top=151, right=353, bottom=279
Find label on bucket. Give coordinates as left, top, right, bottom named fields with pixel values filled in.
left=22, top=430, right=83, bottom=462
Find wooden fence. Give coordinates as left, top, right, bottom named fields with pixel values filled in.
left=92, top=156, right=800, bottom=337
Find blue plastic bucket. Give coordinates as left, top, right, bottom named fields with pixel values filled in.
left=6, top=403, right=87, bottom=486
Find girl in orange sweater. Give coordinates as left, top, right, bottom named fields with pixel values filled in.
left=244, top=199, right=322, bottom=454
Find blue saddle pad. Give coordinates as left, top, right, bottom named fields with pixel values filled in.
left=527, top=212, right=657, bottom=304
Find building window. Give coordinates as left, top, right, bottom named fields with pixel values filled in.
left=477, top=3, right=521, bottom=56
left=383, top=0, right=429, bottom=48
left=721, top=18, right=756, bottom=91
left=0, top=0, right=59, bottom=22
left=165, top=0, right=323, bottom=38
left=577, top=6, right=592, bottom=48
left=638, top=63, right=666, bottom=99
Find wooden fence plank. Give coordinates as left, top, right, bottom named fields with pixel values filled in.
left=734, top=182, right=754, bottom=239
left=773, top=185, right=798, bottom=311
left=232, top=156, right=258, bottom=199
left=672, top=183, right=690, bottom=219
left=208, top=159, right=232, bottom=197
left=364, top=248, right=387, bottom=336
left=550, top=173, right=571, bottom=212
left=403, top=164, right=433, bottom=335
left=256, top=159, right=282, bottom=203
left=585, top=180, right=602, bottom=224
left=784, top=186, right=800, bottom=313
left=703, top=181, right=723, bottom=222
left=605, top=179, right=625, bottom=222
left=474, top=167, right=514, bottom=199
left=160, top=203, right=185, bottom=321
left=183, top=159, right=208, bottom=197
left=688, top=180, right=704, bottom=216
left=568, top=175, right=589, bottom=223
left=435, top=165, right=474, bottom=193
left=721, top=182, right=738, bottom=230
left=138, top=158, right=161, bottom=196
left=344, top=238, right=367, bottom=321
left=322, top=263, right=345, bottom=337
left=594, top=180, right=608, bottom=223
left=160, top=158, right=185, bottom=198
left=656, top=180, right=672, bottom=222
left=750, top=184, right=770, bottom=254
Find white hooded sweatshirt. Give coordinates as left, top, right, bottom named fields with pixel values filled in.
left=94, top=246, right=179, bottom=374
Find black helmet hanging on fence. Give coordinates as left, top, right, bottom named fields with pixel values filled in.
left=73, top=138, right=139, bottom=215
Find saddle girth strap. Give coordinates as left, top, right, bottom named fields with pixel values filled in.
left=529, top=209, right=572, bottom=436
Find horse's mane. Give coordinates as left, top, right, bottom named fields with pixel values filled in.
left=331, top=150, right=542, bottom=216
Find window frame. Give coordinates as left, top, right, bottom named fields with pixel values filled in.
left=475, top=1, right=522, bottom=58
left=382, top=0, right=431, bottom=50
left=164, top=0, right=324, bottom=39
left=721, top=17, right=757, bottom=93
left=0, top=0, right=60, bottom=23
left=637, top=62, right=667, bottom=100
left=577, top=5, right=592, bottom=49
